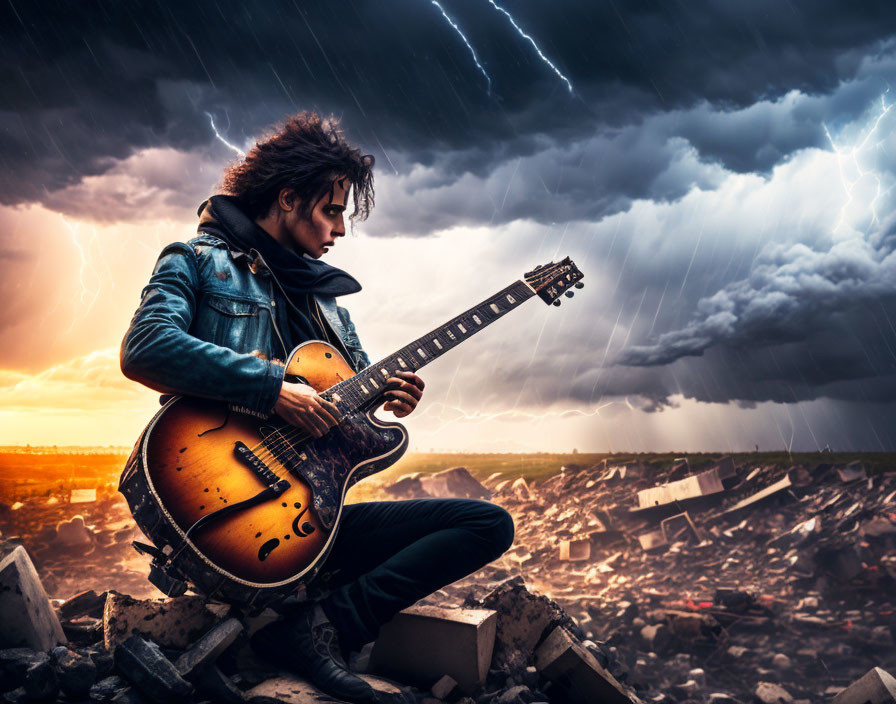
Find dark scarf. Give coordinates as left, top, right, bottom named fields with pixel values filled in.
left=196, top=195, right=361, bottom=349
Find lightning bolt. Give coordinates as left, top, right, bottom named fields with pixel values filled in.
left=60, top=216, right=102, bottom=334
left=822, top=89, right=893, bottom=235
left=430, top=1, right=492, bottom=94
left=205, top=111, right=246, bottom=156
left=485, top=0, right=574, bottom=94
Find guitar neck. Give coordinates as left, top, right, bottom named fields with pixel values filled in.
left=324, top=279, right=537, bottom=412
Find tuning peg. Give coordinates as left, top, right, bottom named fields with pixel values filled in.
left=574, top=282, right=584, bottom=289
left=552, top=299, right=561, bottom=306
left=564, top=290, right=574, bottom=298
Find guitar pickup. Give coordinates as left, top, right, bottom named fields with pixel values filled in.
left=234, top=441, right=289, bottom=491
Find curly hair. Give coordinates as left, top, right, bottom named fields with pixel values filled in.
left=221, top=112, right=375, bottom=224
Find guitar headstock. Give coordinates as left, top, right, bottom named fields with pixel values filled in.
left=524, top=257, right=584, bottom=306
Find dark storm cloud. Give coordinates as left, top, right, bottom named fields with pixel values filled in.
left=3, top=0, right=896, bottom=210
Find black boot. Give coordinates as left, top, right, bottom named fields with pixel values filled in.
left=251, top=601, right=379, bottom=703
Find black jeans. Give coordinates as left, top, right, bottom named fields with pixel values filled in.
left=295, top=497, right=514, bottom=651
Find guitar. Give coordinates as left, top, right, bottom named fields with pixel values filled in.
left=119, top=258, right=584, bottom=608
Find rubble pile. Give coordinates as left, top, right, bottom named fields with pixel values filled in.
left=2, top=456, right=895, bottom=703
left=446, top=456, right=896, bottom=703
left=0, top=541, right=639, bottom=704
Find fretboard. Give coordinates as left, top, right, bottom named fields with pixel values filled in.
left=323, top=279, right=536, bottom=413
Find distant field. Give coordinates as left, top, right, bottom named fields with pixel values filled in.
left=1, top=447, right=893, bottom=504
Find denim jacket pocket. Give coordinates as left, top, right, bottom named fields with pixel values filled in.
left=194, top=293, right=261, bottom=353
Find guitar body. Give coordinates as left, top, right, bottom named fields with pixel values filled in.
left=119, top=341, right=408, bottom=607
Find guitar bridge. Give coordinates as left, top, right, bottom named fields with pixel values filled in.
left=234, top=441, right=289, bottom=493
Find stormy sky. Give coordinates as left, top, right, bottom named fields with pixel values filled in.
left=2, top=0, right=896, bottom=451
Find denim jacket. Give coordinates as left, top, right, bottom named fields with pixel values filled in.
left=120, top=233, right=371, bottom=416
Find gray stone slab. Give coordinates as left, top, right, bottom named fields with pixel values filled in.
left=113, top=635, right=193, bottom=704
left=0, top=547, right=66, bottom=651
left=175, top=617, right=243, bottom=676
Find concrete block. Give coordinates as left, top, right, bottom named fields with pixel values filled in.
left=369, top=604, right=495, bottom=694
left=103, top=593, right=227, bottom=651
left=70, top=489, right=97, bottom=503
left=431, top=674, right=459, bottom=700
left=637, top=467, right=725, bottom=508
left=0, top=546, right=66, bottom=650
left=113, top=635, right=192, bottom=704
left=533, top=626, right=631, bottom=704
left=558, top=539, right=591, bottom=561
left=175, top=617, right=243, bottom=676
left=832, top=667, right=896, bottom=704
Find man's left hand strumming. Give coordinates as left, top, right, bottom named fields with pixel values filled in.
left=383, top=370, right=425, bottom=418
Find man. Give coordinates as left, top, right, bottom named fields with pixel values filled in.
left=120, top=113, right=515, bottom=704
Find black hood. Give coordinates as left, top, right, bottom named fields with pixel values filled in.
left=196, top=194, right=362, bottom=298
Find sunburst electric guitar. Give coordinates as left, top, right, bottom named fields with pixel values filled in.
left=120, top=258, right=584, bottom=607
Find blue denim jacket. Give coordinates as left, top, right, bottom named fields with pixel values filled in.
left=120, top=233, right=371, bottom=415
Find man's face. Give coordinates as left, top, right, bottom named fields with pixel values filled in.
left=283, top=176, right=348, bottom=258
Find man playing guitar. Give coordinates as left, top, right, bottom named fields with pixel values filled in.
left=120, top=112, right=515, bottom=704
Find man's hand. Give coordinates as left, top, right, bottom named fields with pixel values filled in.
left=274, top=381, right=341, bottom=438
left=383, top=371, right=425, bottom=418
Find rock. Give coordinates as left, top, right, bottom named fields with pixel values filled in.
left=1, top=687, right=26, bottom=704
left=475, top=577, right=577, bottom=670
left=84, top=645, right=115, bottom=678
left=0, top=547, right=66, bottom=650
left=419, top=467, right=492, bottom=500
left=510, top=477, right=533, bottom=501
left=671, top=680, right=700, bottom=699
left=113, top=636, right=193, bottom=704
left=639, top=624, right=671, bottom=654
left=755, top=681, right=793, bottom=704
left=497, top=684, right=536, bottom=704
left=174, top=617, right=243, bottom=676
left=89, top=675, right=127, bottom=703
left=771, top=653, right=791, bottom=670
left=384, top=473, right=431, bottom=499
left=190, top=664, right=245, bottom=703
left=245, top=671, right=405, bottom=703
left=111, top=685, right=148, bottom=704
left=58, top=589, right=107, bottom=620
left=51, top=646, right=96, bottom=697
left=54, top=515, right=94, bottom=548
left=22, top=652, right=58, bottom=702
left=708, top=694, right=740, bottom=704
left=103, top=592, right=227, bottom=651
